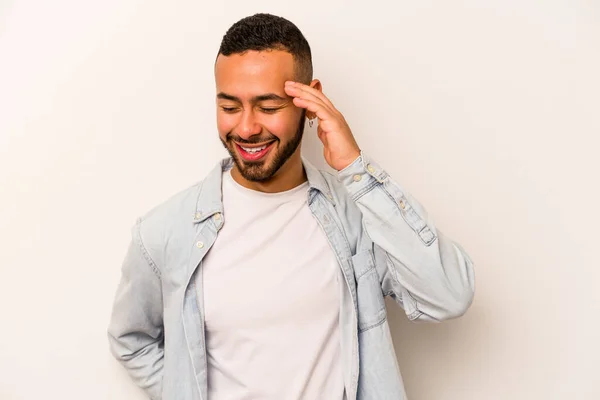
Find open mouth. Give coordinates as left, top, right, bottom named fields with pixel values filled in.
left=235, top=141, right=276, bottom=161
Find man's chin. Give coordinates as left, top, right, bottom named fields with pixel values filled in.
left=238, top=167, right=275, bottom=183
left=232, top=154, right=275, bottom=182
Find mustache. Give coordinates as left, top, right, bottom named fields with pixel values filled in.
left=225, top=133, right=278, bottom=145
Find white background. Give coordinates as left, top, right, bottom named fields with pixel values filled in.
left=1, top=1, right=599, bottom=399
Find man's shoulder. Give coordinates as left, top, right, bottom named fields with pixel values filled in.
left=137, top=159, right=225, bottom=227
left=141, top=181, right=202, bottom=221
left=312, top=168, right=362, bottom=218
left=314, top=168, right=352, bottom=200
left=133, top=179, right=205, bottom=242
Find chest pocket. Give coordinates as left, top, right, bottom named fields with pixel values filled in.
left=351, top=249, right=387, bottom=332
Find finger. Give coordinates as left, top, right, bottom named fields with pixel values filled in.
left=285, top=81, right=336, bottom=110
left=284, top=84, right=332, bottom=114
left=317, top=124, right=328, bottom=144
left=286, top=81, right=335, bottom=110
left=291, top=96, right=334, bottom=122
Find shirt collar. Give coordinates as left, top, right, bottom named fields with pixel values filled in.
left=192, top=157, right=334, bottom=223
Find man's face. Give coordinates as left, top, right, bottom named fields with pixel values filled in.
left=215, top=50, right=306, bottom=182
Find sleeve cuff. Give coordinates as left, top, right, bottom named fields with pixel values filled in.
left=337, top=151, right=389, bottom=199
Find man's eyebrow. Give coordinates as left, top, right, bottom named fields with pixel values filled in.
left=217, top=92, right=240, bottom=102
left=216, top=92, right=287, bottom=103
left=253, top=93, right=287, bottom=102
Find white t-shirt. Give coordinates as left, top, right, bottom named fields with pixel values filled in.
left=199, top=169, right=343, bottom=400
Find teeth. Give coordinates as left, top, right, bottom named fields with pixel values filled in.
left=241, top=144, right=268, bottom=153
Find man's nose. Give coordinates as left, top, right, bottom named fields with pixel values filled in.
left=237, top=110, right=262, bottom=140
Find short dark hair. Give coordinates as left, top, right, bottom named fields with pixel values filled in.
left=217, top=13, right=313, bottom=83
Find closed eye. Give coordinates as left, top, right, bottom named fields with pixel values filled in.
left=221, top=107, right=239, bottom=113
left=260, top=108, right=280, bottom=114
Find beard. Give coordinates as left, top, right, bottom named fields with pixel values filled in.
left=220, top=109, right=306, bottom=182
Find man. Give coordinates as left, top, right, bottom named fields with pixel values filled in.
left=108, top=13, right=475, bottom=400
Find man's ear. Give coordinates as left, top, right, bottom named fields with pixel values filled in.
left=307, top=79, right=322, bottom=120
left=310, top=79, right=322, bottom=92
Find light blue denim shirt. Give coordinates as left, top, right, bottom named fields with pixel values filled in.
left=107, top=152, right=475, bottom=400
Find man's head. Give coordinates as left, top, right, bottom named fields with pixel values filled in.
left=215, top=13, right=318, bottom=185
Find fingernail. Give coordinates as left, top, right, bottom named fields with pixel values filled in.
left=285, top=81, right=295, bottom=85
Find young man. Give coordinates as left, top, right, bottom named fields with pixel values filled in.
left=108, top=13, right=475, bottom=400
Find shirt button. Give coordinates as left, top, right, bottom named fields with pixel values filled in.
left=353, top=174, right=362, bottom=182
left=196, top=241, right=204, bottom=248
left=194, top=212, right=202, bottom=219
left=367, top=164, right=375, bottom=173
left=214, top=213, right=222, bottom=220
left=399, top=200, right=406, bottom=209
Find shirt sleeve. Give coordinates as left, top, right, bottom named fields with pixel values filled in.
left=107, top=218, right=164, bottom=398
left=338, top=152, right=475, bottom=322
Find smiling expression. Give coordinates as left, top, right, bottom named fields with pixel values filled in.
left=215, top=50, right=307, bottom=184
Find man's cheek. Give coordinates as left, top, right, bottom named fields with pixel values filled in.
left=267, top=115, right=295, bottom=136
left=216, top=118, right=233, bottom=136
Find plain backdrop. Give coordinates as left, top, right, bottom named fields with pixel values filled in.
left=1, top=1, right=599, bottom=399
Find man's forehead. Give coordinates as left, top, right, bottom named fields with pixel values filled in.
left=215, top=50, right=295, bottom=82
